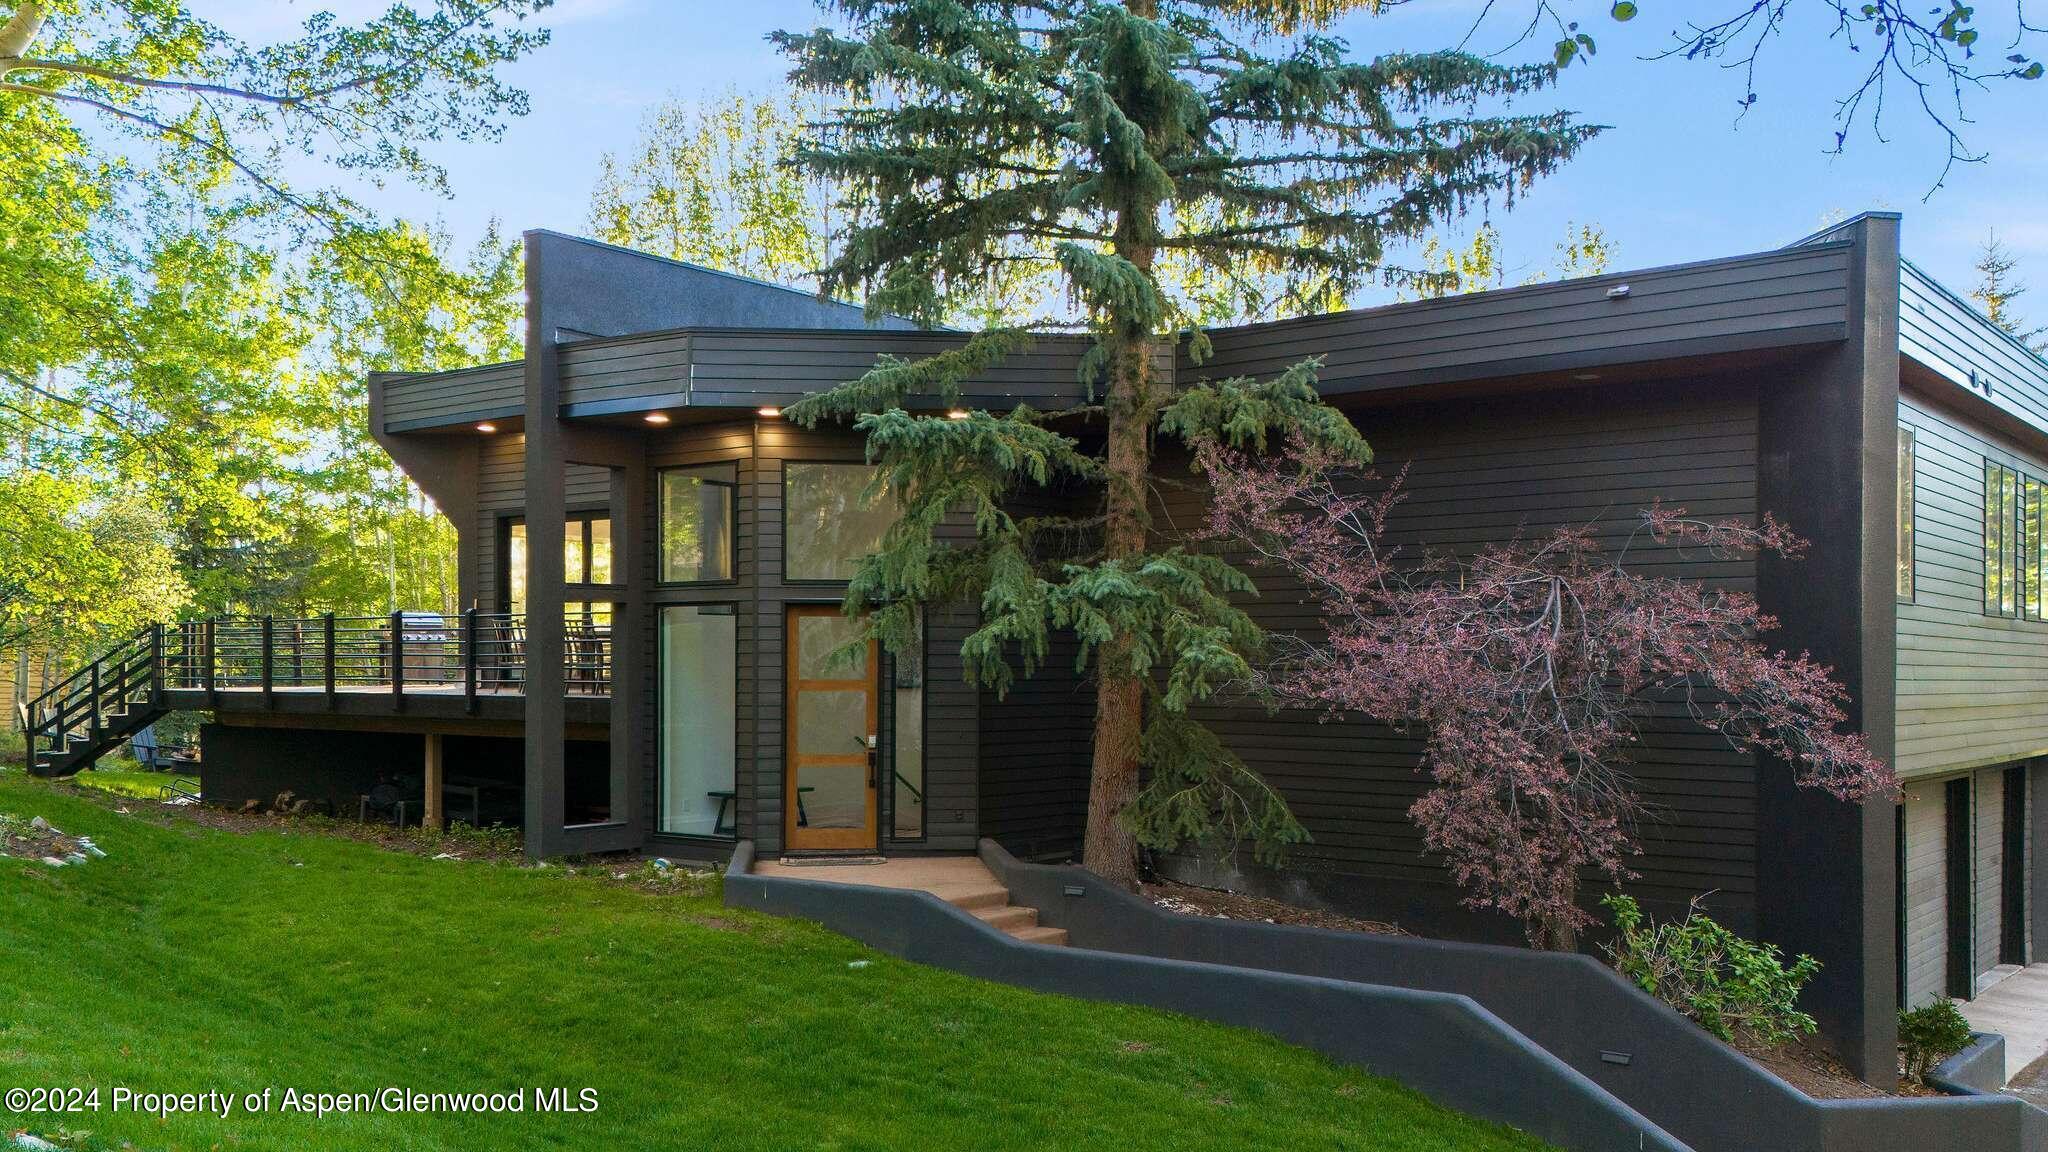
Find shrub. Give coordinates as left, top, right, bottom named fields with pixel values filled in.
left=1898, top=1000, right=1974, bottom=1083
left=1601, top=893, right=1821, bottom=1046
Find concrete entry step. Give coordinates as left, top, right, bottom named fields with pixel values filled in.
left=1006, top=924, right=1070, bottom=946
left=749, top=855, right=1067, bottom=947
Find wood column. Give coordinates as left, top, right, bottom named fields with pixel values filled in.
left=423, top=733, right=444, bottom=831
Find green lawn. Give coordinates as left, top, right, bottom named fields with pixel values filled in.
left=0, top=772, right=1552, bottom=1152
left=70, top=762, right=195, bottom=801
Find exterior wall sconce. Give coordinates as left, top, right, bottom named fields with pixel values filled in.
left=644, top=411, right=671, bottom=425
left=946, top=409, right=971, bottom=420
left=757, top=406, right=782, bottom=418
left=475, top=422, right=498, bottom=433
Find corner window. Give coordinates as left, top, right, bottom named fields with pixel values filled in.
left=1899, top=427, right=1915, bottom=602
left=1984, top=459, right=2046, bottom=621
left=504, top=512, right=614, bottom=614
left=659, top=465, right=736, bottom=583
left=784, top=462, right=895, bottom=582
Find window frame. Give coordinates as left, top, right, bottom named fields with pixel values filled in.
left=884, top=610, right=928, bottom=844
left=1899, top=426, right=1916, bottom=603
left=780, top=459, right=893, bottom=585
left=654, top=602, right=741, bottom=842
left=1983, top=457, right=2048, bottom=622
left=499, top=509, right=615, bottom=613
left=656, top=464, right=739, bottom=587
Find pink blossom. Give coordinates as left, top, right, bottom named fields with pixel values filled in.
left=1198, top=437, right=1900, bottom=947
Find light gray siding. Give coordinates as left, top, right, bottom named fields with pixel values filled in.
left=1975, top=767, right=2006, bottom=988
left=1901, top=261, right=2048, bottom=440
left=1903, top=784, right=1948, bottom=1008
left=1896, top=391, right=2048, bottom=776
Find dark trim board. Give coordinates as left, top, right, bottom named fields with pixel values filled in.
left=1948, top=775, right=1976, bottom=999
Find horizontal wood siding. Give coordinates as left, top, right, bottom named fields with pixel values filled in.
left=560, top=331, right=692, bottom=409
left=1976, top=767, right=2005, bottom=985
left=1901, top=261, right=2048, bottom=440
left=977, top=377, right=1767, bottom=923
left=977, top=475, right=1097, bottom=860
left=1197, top=245, right=1851, bottom=394
left=1896, top=391, right=2048, bottom=775
left=381, top=362, right=523, bottom=430
left=1902, top=784, right=1948, bottom=1008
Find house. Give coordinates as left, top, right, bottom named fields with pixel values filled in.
left=27, top=212, right=2046, bottom=1085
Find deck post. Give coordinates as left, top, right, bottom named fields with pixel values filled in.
left=261, top=616, right=275, bottom=708
left=323, top=613, right=337, bottom=707
left=423, top=732, right=445, bottom=831
left=463, top=607, right=479, bottom=715
left=390, top=610, right=405, bottom=711
left=149, top=623, right=164, bottom=708
left=203, top=620, right=217, bottom=707
left=88, top=661, right=100, bottom=738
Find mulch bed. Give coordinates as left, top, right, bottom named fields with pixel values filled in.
left=1141, top=877, right=1405, bottom=935
left=1140, top=874, right=1946, bottom=1100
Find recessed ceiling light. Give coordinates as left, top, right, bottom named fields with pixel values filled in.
left=644, top=411, right=671, bottom=425
left=475, top=422, right=497, bottom=433
left=946, top=409, right=971, bottom=420
left=1572, top=373, right=1601, bottom=381
left=757, top=406, right=782, bottom=418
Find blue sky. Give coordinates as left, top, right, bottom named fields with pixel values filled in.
left=225, top=0, right=2048, bottom=320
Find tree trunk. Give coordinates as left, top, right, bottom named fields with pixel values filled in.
left=1084, top=345, right=1154, bottom=888
left=1080, top=0, right=1163, bottom=891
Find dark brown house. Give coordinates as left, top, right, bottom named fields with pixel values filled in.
left=28, top=211, right=2046, bottom=1083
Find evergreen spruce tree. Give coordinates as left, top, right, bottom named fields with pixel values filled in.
left=777, top=0, right=1598, bottom=887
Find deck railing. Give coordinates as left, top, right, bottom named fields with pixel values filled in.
left=159, top=611, right=611, bottom=702
left=27, top=612, right=609, bottom=773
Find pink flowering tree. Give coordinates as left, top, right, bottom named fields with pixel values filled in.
left=1199, top=438, right=1899, bottom=950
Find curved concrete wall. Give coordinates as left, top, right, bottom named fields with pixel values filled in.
left=725, top=841, right=1687, bottom=1152
left=979, top=843, right=2047, bottom=1152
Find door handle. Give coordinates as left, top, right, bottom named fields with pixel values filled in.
left=865, top=734, right=879, bottom=788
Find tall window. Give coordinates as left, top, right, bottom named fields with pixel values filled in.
left=1984, top=460, right=2047, bottom=620
left=784, top=462, right=896, bottom=582
left=1899, top=427, right=1916, bottom=601
left=659, top=465, right=736, bottom=583
left=659, top=606, right=738, bottom=837
left=505, top=512, right=613, bottom=614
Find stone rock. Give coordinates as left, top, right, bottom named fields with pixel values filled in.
left=29, top=816, right=51, bottom=832
left=39, top=856, right=65, bottom=868
left=82, top=844, right=106, bottom=858
left=63, top=853, right=87, bottom=866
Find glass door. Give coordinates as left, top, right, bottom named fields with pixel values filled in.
left=785, top=606, right=878, bottom=850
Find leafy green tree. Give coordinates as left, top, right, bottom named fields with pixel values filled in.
left=1404, top=219, right=1615, bottom=299
left=590, top=91, right=839, bottom=288
left=778, top=0, right=1596, bottom=886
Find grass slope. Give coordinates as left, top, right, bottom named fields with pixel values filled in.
left=0, top=773, right=1552, bottom=1152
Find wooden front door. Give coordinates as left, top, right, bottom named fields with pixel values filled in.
left=785, top=606, right=879, bottom=851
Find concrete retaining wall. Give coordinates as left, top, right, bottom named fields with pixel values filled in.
left=979, top=842, right=2048, bottom=1152
left=726, top=841, right=1684, bottom=1152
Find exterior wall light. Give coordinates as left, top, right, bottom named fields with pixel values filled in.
left=946, top=409, right=971, bottom=420
left=757, top=406, right=782, bottom=418
left=644, top=412, right=671, bottom=425
left=475, top=422, right=497, bottom=433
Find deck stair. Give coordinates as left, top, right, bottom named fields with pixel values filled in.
left=756, top=857, right=1067, bottom=946
left=24, top=625, right=168, bottom=778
